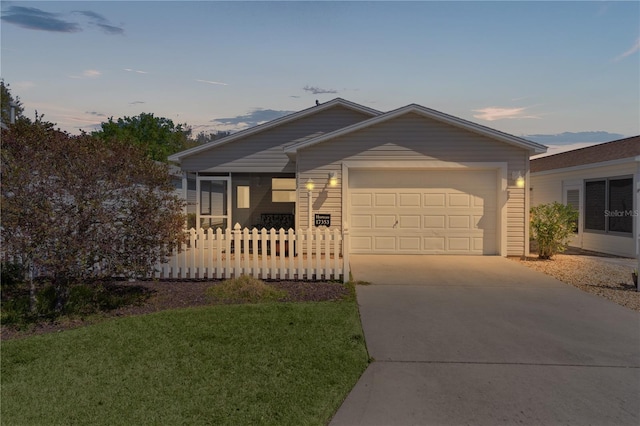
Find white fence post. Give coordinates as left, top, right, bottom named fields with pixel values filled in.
left=224, top=227, right=232, bottom=279
left=261, top=228, right=268, bottom=279
left=233, top=223, right=241, bottom=278
left=206, top=228, right=214, bottom=278
left=278, top=228, right=286, bottom=279
left=287, top=228, right=295, bottom=280
left=251, top=228, right=259, bottom=278
left=215, top=228, right=223, bottom=279
left=343, top=224, right=350, bottom=283
left=269, top=228, right=277, bottom=279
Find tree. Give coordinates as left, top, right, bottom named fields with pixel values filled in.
left=1, top=80, right=24, bottom=125
left=530, top=202, right=579, bottom=259
left=1, top=118, right=186, bottom=311
left=193, top=130, right=231, bottom=145
left=94, top=113, right=191, bottom=162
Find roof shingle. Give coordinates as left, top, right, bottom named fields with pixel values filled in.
left=530, top=135, right=640, bottom=173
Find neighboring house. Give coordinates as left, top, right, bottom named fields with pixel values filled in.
left=169, top=98, right=546, bottom=257
left=530, top=136, right=640, bottom=257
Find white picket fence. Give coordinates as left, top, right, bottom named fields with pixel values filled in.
left=154, top=224, right=350, bottom=282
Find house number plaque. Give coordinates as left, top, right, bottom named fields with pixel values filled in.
left=314, top=214, right=331, bottom=227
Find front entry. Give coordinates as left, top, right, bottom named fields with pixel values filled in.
left=196, top=177, right=230, bottom=230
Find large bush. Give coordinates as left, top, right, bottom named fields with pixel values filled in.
left=1, top=118, right=185, bottom=312
left=530, top=202, right=578, bottom=259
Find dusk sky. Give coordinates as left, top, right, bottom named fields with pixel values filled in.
left=2, top=1, right=639, bottom=154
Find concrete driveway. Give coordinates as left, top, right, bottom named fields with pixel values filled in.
left=331, top=255, right=640, bottom=426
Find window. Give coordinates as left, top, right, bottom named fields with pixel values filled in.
left=584, top=177, right=632, bottom=235
left=272, top=178, right=296, bottom=203
left=237, top=186, right=250, bottom=209
left=585, top=181, right=605, bottom=231
left=608, top=178, right=633, bottom=233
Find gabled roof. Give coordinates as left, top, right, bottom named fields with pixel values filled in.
left=168, top=98, right=381, bottom=162
left=284, top=103, right=547, bottom=158
left=530, top=135, right=640, bottom=173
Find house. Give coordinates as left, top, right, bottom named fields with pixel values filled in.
left=530, top=135, right=640, bottom=257
left=168, top=98, right=546, bottom=257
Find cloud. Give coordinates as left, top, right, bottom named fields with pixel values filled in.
left=615, top=38, right=640, bottom=61
left=69, top=69, right=102, bottom=79
left=73, top=10, right=124, bottom=35
left=1, top=6, right=124, bottom=35
left=210, top=108, right=295, bottom=132
left=303, top=85, right=338, bottom=95
left=196, top=79, right=228, bottom=86
left=472, top=106, right=540, bottom=121
left=124, top=68, right=148, bottom=74
left=85, top=111, right=106, bottom=117
left=1, top=5, right=80, bottom=32
left=83, top=69, right=101, bottom=78
left=129, top=101, right=145, bottom=105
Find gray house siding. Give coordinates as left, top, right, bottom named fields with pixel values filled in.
left=296, top=112, right=529, bottom=256
left=180, top=105, right=373, bottom=173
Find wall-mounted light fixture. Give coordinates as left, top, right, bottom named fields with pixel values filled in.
left=329, top=172, right=338, bottom=187
left=511, top=171, right=525, bottom=188
left=305, top=178, right=315, bottom=191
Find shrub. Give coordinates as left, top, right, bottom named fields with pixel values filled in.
left=35, top=284, right=58, bottom=320
left=65, top=284, right=98, bottom=316
left=530, top=202, right=578, bottom=259
left=0, top=294, right=31, bottom=325
left=1, top=262, right=24, bottom=288
left=1, top=281, right=153, bottom=326
left=1, top=119, right=186, bottom=310
left=206, top=275, right=287, bottom=304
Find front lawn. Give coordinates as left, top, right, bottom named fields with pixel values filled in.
left=1, top=300, right=368, bottom=425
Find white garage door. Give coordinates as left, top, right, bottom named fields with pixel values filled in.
left=349, top=170, right=497, bottom=254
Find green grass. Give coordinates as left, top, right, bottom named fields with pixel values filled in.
left=1, top=300, right=369, bottom=425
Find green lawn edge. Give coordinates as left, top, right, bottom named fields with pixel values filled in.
left=1, top=299, right=369, bottom=425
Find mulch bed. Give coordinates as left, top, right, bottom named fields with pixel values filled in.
left=1, top=280, right=349, bottom=341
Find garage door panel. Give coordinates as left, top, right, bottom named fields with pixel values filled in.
left=399, top=193, right=421, bottom=207
left=351, top=215, right=373, bottom=229
left=399, top=237, right=421, bottom=251
left=399, top=215, right=421, bottom=229
left=351, top=236, right=373, bottom=251
left=473, top=195, right=486, bottom=208
left=375, top=193, right=396, bottom=207
left=423, top=237, right=446, bottom=251
left=424, top=215, right=446, bottom=229
left=351, top=193, right=372, bottom=207
left=424, top=193, right=446, bottom=207
left=374, top=237, right=396, bottom=251
left=448, top=215, right=471, bottom=229
left=448, top=238, right=471, bottom=251
left=349, top=170, right=497, bottom=255
left=473, top=237, right=485, bottom=251
left=375, top=215, right=397, bottom=228
left=448, top=193, right=471, bottom=207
